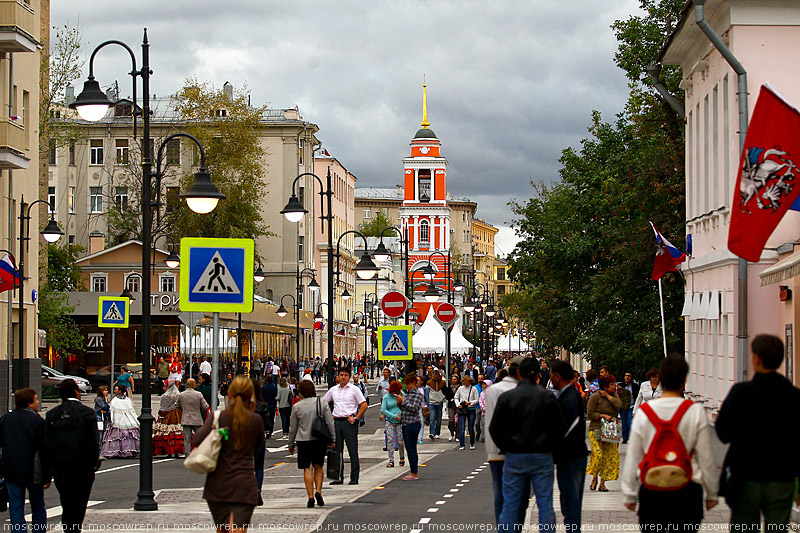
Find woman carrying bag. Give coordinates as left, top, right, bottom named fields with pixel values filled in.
left=288, top=380, right=335, bottom=508
left=454, top=376, right=479, bottom=450
left=193, top=376, right=265, bottom=533
left=586, top=374, right=623, bottom=492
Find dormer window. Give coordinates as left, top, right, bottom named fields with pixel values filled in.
left=215, top=109, right=227, bottom=118
left=114, top=103, right=133, bottom=117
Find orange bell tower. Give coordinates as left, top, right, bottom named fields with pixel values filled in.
left=399, top=82, right=452, bottom=320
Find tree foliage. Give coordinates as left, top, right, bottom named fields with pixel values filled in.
left=39, top=244, right=85, bottom=357
left=503, top=0, right=686, bottom=376
left=359, top=210, right=394, bottom=237
left=41, top=25, right=84, bottom=150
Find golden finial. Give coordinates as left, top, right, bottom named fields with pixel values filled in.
left=421, top=77, right=430, bottom=129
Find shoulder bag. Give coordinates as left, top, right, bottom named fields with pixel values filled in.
left=311, top=397, right=333, bottom=444
left=184, top=411, right=226, bottom=474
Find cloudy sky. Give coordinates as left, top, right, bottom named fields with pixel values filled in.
left=53, top=0, right=642, bottom=255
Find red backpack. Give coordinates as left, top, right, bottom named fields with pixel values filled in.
left=638, top=399, right=694, bottom=491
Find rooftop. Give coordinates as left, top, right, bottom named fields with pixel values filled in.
left=355, top=187, right=403, bottom=200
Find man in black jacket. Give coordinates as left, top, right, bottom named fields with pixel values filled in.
left=0, top=388, right=49, bottom=530
left=489, top=357, right=565, bottom=533
left=44, top=379, right=100, bottom=533
left=716, top=334, right=800, bottom=529
left=551, top=361, right=589, bottom=532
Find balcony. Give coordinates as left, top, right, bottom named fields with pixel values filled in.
left=0, top=118, right=29, bottom=169
left=0, top=0, right=37, bottom=53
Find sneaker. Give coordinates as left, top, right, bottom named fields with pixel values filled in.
left=448, top=436, right=454, bottom=442
left=429, top=435, right=435, bottom=441
left=470, top=445, right=475, bottom=450
left=459, top=446, right=465, bottom=450
left=418, top=440, right=423, bottom=445
left=402, top=474, right=419, bottom=480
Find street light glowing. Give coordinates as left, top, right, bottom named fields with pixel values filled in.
left=355, top=254, right=379, bottom=280
left=308, top=277, right=320, bottom=292
left=373, top=241, right=391, bottom=263
left=423, top=284, right=440, bottom=303
left=70, top=78, right=112, bottom=122
left=485, top=305, right=496, bottom=317
left=281, top=194, right=307, bottom=223
left=342, top=288, right=352, bottom=301
left=181, top=169, right=225, bottom=214
left=254, top=266, right=266, bottom=283
left=164, top=250, right=180, bottom=269
left=276, top=305, right=288, bottom=318
left=41, top=217, right=64, bottom=243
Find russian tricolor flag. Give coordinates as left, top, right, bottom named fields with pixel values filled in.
left=650, top=222, right=686, bottom=281
left=0, top=253, right=19, bottom=293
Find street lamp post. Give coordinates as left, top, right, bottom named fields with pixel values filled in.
left=70, top=30, right=224, bottom=511
left=18, top=200, right=62, bottom=389
left=373, top=225, right=410, bottom=325
left=297, top=267, right=319, bottom=362
left=276, top=294, right=300, bottom=365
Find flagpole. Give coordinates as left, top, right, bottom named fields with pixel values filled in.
left=658, top=278, right=668, bottom=357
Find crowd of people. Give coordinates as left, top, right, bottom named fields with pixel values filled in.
left=2, top=333, right=799, bottom=532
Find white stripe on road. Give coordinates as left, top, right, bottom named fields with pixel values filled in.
left=427, top=508, right=439, bottom=513
left=419, top=518, right=431, bottom=524
left=449, top=488, right=459, bottom=493
left=435, top=501, right=446, bottom=505
left=24, top=501, right=103, bottom=521
left=97, top=458, right=173, bottom=474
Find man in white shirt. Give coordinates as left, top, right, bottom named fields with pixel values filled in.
left=322, top=367, right=367, bottom=485
left=199, top=357, right=212, bottom=376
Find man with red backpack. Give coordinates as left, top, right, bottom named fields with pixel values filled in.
left=621, top=353, right=718, bottom=531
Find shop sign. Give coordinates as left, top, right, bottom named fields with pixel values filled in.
left=151, top=293, right=181, bottom=312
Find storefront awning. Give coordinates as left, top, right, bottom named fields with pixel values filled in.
left=760, top=249, right=800, bottom=286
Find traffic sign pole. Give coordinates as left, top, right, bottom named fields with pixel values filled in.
left=111, top=329, right=116, bottom=390
left=212, top=312, right=220, bottom=411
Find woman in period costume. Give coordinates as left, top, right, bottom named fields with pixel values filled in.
left=153, top=378, right=184, bottom=457
left=101, top=385, right=140, bottom=458
left=169, top=355, right=183, bottom=384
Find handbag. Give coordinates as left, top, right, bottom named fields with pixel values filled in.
left=311, top=398, right=333, bottom=444
left=326, top=449, right=344, bottom=480
left=184, top=411, right=227, bottom=474
left=600, top=417, right=622, bottom=444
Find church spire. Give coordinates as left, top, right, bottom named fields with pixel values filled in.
left=420, top=78, right=430, bottom=129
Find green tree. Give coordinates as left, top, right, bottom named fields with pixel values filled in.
left=504, top=0, right=685, bottom=375
left=38, top=243, right=85, bottom=357
left=359, top=210, right=394, bottom=237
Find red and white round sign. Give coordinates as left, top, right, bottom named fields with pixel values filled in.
left=435, top=302, right=457, bottom=326
left=381, top=291, right=409, bottom=318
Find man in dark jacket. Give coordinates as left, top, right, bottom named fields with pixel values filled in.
left=44, top=379, right=99, bottom=533
left=0, top=388, right=49, bottom=530
left=551, top=360, right=589, bottom=531
left=197, top=373, right=213, bottom=407
left=618, top=372, right=639, bottom=444
left=716, top=334, right=800, bottom=529
left=261, top=374, right=278, bottom=438
left=490, top=357, right=565, bottom=532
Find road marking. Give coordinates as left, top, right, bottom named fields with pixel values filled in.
left=24, top=501, right=103, bottom=521
left=466, top=476, right=475, bottom=479
left=460, top=479, right=469, bottom=483
left=435, top=501, right=446, bottom=505
left=456, top=483, right=464, bottom=487
left=427, top=508, right=439, bottom=513
left=444, top=494, right=453, bottom=498
left=419, top=518, right=431, bottom=524
left=449, top=488, right=459, bottom=492
left=267, top=445, right=288, bottom=453
left=98, top=458, right=173, bottom=474
left=410, top=530, right=422, bottom=533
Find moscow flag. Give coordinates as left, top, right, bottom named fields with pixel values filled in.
left=650, top=222, right=686, bottom=281
left=728, top=85, right=800, bottom=262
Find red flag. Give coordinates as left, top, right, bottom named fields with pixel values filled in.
left=728, top=85, right=800, bottom=262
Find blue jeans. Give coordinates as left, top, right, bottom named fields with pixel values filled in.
left=499, top=452, right=556, bottom=532
left=490, top=461, right=529, bottom=528
left=458, top=409, right=476, bottom=447
left=429, top=404, right=443, bottom=436
left=620, top=408, right=633, bottom=443
left=279, top=406, right=292, bottom=435
left=7, top=481, right=47, bottom=530
left=402, top=422, right=421, bottom=474
left=556, top=455, right=588, bottom=531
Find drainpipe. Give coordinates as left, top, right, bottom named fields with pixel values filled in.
left=692, top=0, right=749, bottom=383
left=646, top=63, right=685, bottom=117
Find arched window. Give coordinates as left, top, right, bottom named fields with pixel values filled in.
left=420, top=220, right=430, bottom=245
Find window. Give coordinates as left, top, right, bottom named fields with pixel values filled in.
left=115, top=139, right=129, bottom=165
left=48, top=187, right=55, bottom=213
left=90, top=140, right=103, bottom=165
left=68, top=235, right=75, bottom=245
left=298, top=186, right=305, bottom=208
left=48, top=139, right=56, bottom=165
left=69, top=143, right=75, bottom=165
left=125, top=275, right=140, bottom=293
left=420, top=220, right=430, bottom=244
left=166, top=138, right=180, bottom=165
left=497, top=285, right=506, bottom=296
left=165, top=187, right=180, bottom=213
left=91, top=275, right=107, bottom=293
left=497, top=268, right=506, bottom=281
left=22, top=90, right=29, bottom=130
left=90, top=187, right=103, bottom=213
left=299, top=138, right=303, bottom=165
left=298, top=236, right=304, bottom=262
left=363, top=208, right=371, bottom=219
left=114, top=187, right=128, bottom=211
left=215, top=109, right=227, bottom=117
left=114, top=102, right=132, bottom=117
left=418, top=170, right=431, bottom=202
left=462, top=212, right=466, bottom=222
left=160, top=275, right=175, bottom=292
left=68, top=186, right=75, bottom=214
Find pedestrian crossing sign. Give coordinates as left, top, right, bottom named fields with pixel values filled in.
left=98, top=296, right=130, bottom=328
left=377, top=325, right=413, bottom=360
left=180, top=238, right=255, bottom=313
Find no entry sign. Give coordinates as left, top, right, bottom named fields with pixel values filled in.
left=435, top=302, right=457, bottom=327
left=381, top=291, right=409, bottom=319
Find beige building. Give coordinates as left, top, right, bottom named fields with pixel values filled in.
left=471, top=217, right=499, bottom=295
left=0, top=0, right=48, bottom=401
left=49, top=84, right=320, bottom=312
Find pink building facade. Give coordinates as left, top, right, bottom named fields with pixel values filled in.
left=662, top=0, right=800, bottom=412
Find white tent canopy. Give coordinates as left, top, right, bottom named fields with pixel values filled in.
left=496, top=334, right=532, bottom=353
left=412, top=309, right=473, bottom=355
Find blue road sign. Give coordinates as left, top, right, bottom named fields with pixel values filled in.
left=98, top=296, right=130, bottom=328
left=180, top=238, right=254, bottom=313
left=378, top=325, right=413, bottom=360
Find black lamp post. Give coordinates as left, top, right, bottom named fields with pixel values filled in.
left=373, top=225, right=410, bottom=325
left=18, top=200, right=62, bottom=390
left=297, top=267, right=319, bottom=362
left=69, top=30, right=224, bottom=511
